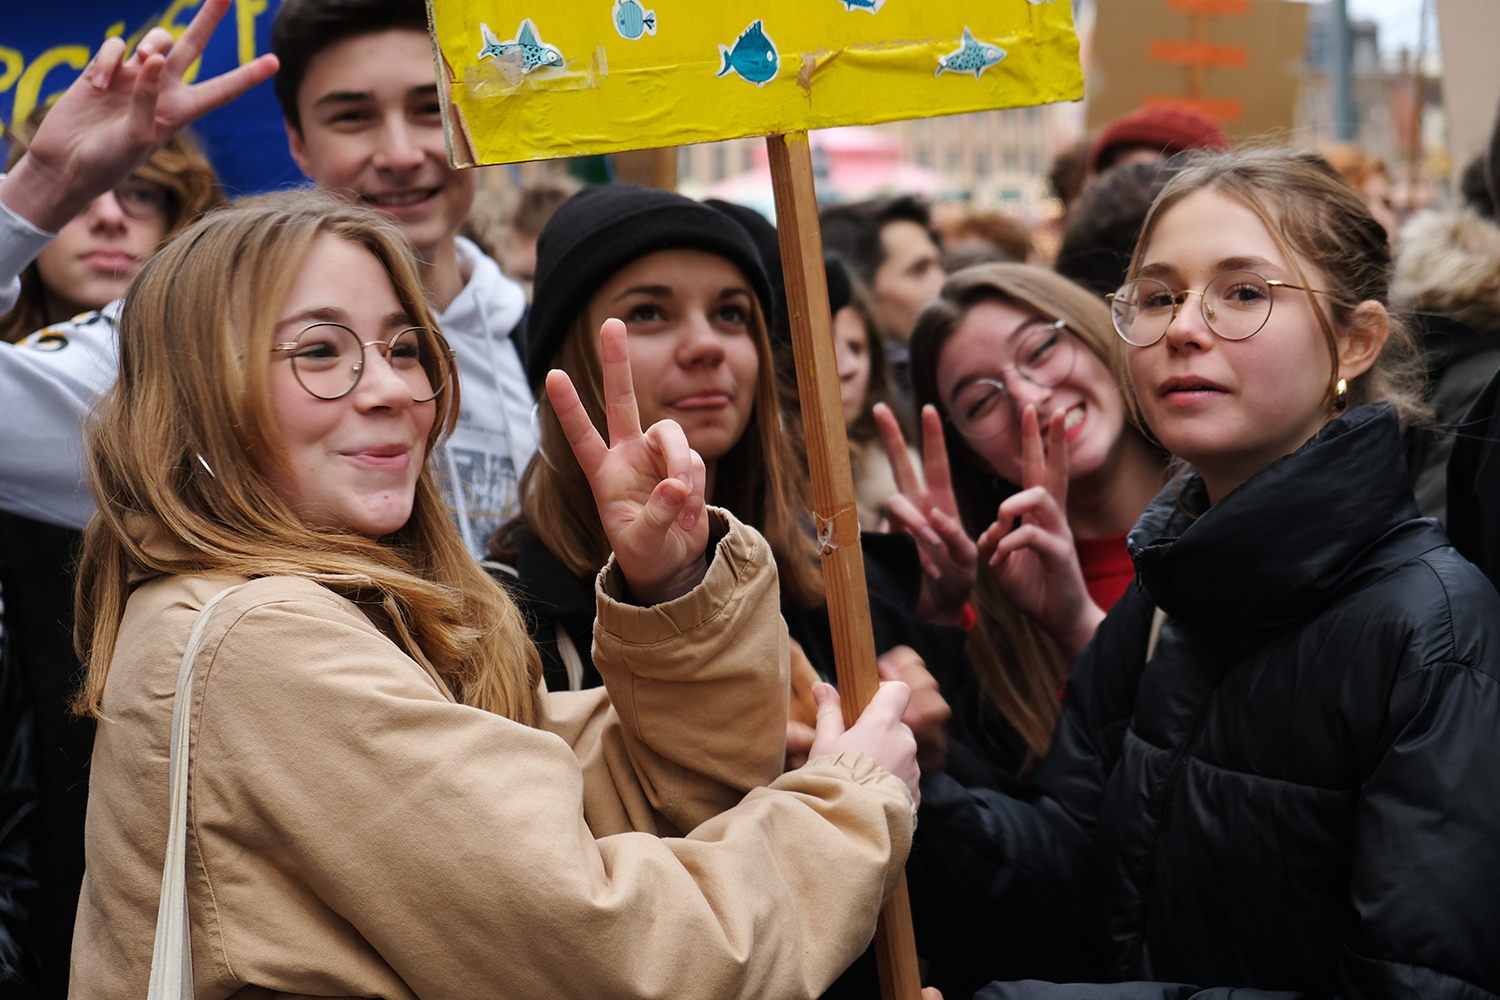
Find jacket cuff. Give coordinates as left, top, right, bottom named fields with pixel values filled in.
left=595, top=507, right=765, bottom=644
left=800, top=751, right=918, bottom=822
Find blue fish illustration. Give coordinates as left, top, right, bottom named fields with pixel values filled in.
left=935, top=26, right=1006, bottom=80
left=836, top=0, right=888, bottom=12
left=477, top=19, right=564, bottom=73
left=716, top=20, right=779, bottom=87
left=613, top=0, right=657, bottom=39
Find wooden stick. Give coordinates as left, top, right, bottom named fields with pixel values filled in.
left=766, top=130, right=924, bottom=1000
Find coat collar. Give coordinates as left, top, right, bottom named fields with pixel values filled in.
left=1128, top=404, right=1443, bottom=632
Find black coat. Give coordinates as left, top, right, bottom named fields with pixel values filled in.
left=921, top=405, right=1500, bottom=999
left=1448, top=363, right=1500, bottom=591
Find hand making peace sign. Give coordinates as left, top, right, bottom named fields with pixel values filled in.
left=976, top=405, right=1106, bottom=661
left=545, top=319, right=711, bottom=605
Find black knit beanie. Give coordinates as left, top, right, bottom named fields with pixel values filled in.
left=525, top=184, right=774, bottom=391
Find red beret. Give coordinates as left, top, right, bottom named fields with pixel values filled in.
left=1087, top=104, right=1230, bottom=176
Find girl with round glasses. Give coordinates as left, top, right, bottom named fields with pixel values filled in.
left=928, top=151, right=1500, bottom=999
left=67, top=193, right=922, bottom=998
left=876, top=264, right=1169, bottom=779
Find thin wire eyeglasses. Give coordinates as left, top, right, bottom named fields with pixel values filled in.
left=272, top=323, right=454, bottom=401
left=1107, top=270, right=1337, bottom=348
left=946, top=318, right=1077, bottom=441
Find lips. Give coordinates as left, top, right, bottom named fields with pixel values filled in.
left=1158, top=375, right=1230, bottom=405
left=81, top=250, right=137, bottom=272
left=362, top=188, right=441, bottom=209
left=343, top=443, right=412, bottom=471
left=669, top=392, right=733, bottom=410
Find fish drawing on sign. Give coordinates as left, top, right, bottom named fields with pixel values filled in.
left=613, top=0, right=657, bottom=39
left=477, top=19, right=564, bottom=73
left=836, top=0, right=889, bottom=12
left=935, top=26, right=1006, bottom=80
left=716, top=20, right=779, bottom=87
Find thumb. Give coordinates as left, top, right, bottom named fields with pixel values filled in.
left=640, top=476, right=690, bottom=534
left=811, top=683, right=845, bottom=746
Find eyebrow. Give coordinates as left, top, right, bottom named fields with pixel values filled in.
left=311, top=84, right=437, bottom=109
left=945, top=317, right=1057, bottom=402
left=1139, top=255, right=1281, bottom=281
left=610, top=285, right=752, bottom=302
left=274, top=308, right=414, bottom=332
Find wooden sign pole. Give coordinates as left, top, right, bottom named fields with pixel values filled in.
left=766, top=130, right=924, bottom=1000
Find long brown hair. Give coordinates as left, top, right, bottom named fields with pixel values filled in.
left=1124, top=149, right=1426, bottom=424
left=910, top=263, right=1140, bottom=770
left=74, top=192, right=542, bottom=725
left=501, top=286, right=824, bottom=610
left=1, top=107, right=225, bottom=343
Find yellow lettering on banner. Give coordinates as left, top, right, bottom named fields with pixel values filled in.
left=13, top=45, right=89, bottom=128
left=0, top=47, right=22, bottom=97
left=106, top=21, right=126, bottom=39
left=237, top=0, right=269, bottom=65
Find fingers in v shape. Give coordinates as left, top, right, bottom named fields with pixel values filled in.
left=599, top=318, right=643, bottom=445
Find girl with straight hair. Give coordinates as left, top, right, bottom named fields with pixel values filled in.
left=68, top=192, right=921, bottom=999
left=923, top=149, right=1500, bottom=1000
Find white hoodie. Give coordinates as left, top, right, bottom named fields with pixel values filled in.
left=0, top=236, right=537, bottom=558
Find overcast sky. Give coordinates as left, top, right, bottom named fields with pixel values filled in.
left=1346, top=0, right=1435, bottom=57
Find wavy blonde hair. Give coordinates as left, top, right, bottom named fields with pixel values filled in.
left=74, top=192, right=542, bottom=725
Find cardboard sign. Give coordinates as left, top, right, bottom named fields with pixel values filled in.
left=427, top=0, right=1083, bottom=165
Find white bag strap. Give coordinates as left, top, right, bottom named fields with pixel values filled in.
left=147, top=584, right=246, bottom=1000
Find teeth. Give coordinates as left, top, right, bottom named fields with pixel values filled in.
left=369, top=190, right=434, bottom=207
left=1063, top=405, right=1084, bottom=432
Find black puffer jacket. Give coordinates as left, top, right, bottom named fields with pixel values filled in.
left=920, top=405, right=1500, bottom=999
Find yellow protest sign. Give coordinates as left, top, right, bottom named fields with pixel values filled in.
left=427, top=0, right=1083, bottom=165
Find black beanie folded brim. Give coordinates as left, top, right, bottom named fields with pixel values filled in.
left=525, top=184, right=774, bottom=391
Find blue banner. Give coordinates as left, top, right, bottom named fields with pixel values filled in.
left=2, top=0, right=301, bottom=198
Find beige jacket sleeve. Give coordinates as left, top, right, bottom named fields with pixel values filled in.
left=71, top=520, right=914, bottom=1000
left=539, top=507, right=790, bottom=837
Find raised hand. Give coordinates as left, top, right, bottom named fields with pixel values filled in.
left=806, top=681, right=920, bottom=807
left=546, top=319, right=710, bottom=605
left=976, top=405, right=1105, bottom=661
left=0, top=0, right=279, bottom=232
left=875, top=402, right=977, bottom=626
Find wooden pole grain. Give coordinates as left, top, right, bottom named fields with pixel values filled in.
left=766, top=131, right=924, bottom=1000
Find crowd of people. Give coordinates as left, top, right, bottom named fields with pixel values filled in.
left=1, top=1, right=1498, bottom=998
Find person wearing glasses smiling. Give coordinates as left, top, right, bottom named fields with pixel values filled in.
left=908, top=150, right=1500, bottom=1000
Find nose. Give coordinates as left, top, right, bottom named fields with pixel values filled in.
left=675, top=311, right=727, bottom=367
left=1004, top=373, right=1052, bottom=412
left=1161, top=290, right=1214, bottom=353
left=373, top=119, right=425, bottom=173
left=86, top=191, right=128, bottom=230
left=351, top=345, right=417, bottom=411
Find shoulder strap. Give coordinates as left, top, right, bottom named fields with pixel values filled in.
left=147, top=583, right=246, bottom=1000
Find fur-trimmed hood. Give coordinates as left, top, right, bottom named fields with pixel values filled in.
left=1393, top=208, right=1500, bottom=333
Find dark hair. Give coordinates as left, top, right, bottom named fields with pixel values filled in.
left=272, top=0, right=429, bottom=132
left=1, top=108, right=225, bottom=343
left=1048, top=133, right=1093, bottom=209
left=1461, top=155, right=1496, bottom=219
left=819, top=196, right=939, bottom=288
left=1055, top=159, right=1181, bottom=299
left=842, top=284, right=904, bottom=448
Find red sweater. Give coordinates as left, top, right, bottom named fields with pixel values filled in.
left=1075, top=530, right=1136, bottom=611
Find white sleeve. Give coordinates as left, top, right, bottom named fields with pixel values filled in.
left=0, top=177, right=59, bottom=315
left=0, top=303, right=120, bottom=530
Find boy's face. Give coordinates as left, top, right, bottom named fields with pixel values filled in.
left=286, top=29, right=474, bottom=259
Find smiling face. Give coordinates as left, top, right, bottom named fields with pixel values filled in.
left=936, top=298, right=1126, bottom=485
left=33, top=181, right=168, bottom=319
left=833, top=304, right=872, bottom=429
left=267, top=233, right=437, bottom=537
left=585, top=249, right=760, bottom=462
left=1125, top=188, right=1350, bottom=501
left=286, top=30, right=474, bottom=259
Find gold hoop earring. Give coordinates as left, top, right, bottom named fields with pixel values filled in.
left=1334, top=378, right=1349, bottom=411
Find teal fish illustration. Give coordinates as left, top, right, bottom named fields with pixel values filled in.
left=935, top=26, right=1006, bottom=80
left=477, top=19, right=564, bottom=73
left=836, top=0, right=888, bottom=12
left=716, top=20, right=779, bottom=87
left=613, top=0, right=657, bottom=39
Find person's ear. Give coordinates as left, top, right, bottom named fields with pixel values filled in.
left=1337, top=300, right=1390, bottom=382
left=285, top=119, right=314, bottom=180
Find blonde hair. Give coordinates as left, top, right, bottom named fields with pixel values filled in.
left=1, top=108, right=225, bottom=343
left=1124, top=149, right=1426, bottom=425
left=909, top=263, right=1148, bottom=769
left=74, top=192, right=542, bottom=725
left=501, top=292, right=824, bottom=611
